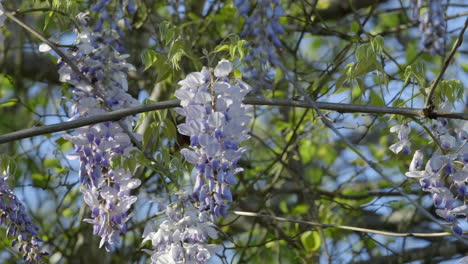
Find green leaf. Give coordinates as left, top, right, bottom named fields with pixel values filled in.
left=142, top=50, right=158, bottom=71
left=159, top=21, right=178, bottom=46
left=124, top=154, right=137, bottom=173
left=300, top=231, right=321, bottom=252
left=143, top=123, right=158, bottom=148
left=439, top=80, right=463, bottom=104
left=237, top=39, right=247, bottom=59
left=378, top=12, right=400, bottom=28
left=214, top=44, right=230, bottom=53
left=392, top=98, right=406, bottom=107
left=162, top=118, right=177, bottom=141
left=403, top=66, right=413, bottom=86
left=370, top=91, right=384, bottom=106
left=56, top=137, right=73, bottom=151
left=351, top=21, right=360, bottom=33
left=233, top=69, right=242, bottom=79
left=32, top=173, right=48, bottom=187
left=355, top=44, right=371, bottom=61
left=0, top=98, right=18, bottom=108
left=292, top=204, right=310, bottom=215
left=353, top=59, right=377, bottom=77
left=169, top=40, right=186, bottom=70
left=44, top=159, right=61, bottom=169
left=110, top=156, right=122, bottom=169
left=371, top=35, right=384, bottom=55
left=335, top=74, right=347, bottom=90
left=405, top=41, right=418, bottom=62
left=461, top=63, right=468, bottom=73
left=356, top=78, right=365, bottom=93
left=412, top=61, right=426, bottom=88
left=62, top=208, right=73, bottom=218
left=279, top=201, right=289, bottom=213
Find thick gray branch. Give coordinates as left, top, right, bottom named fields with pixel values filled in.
left=0, top=97, right=467, bottom=145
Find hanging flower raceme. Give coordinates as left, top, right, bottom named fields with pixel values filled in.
left=0, top=168, right=48, bottom=263
left=60, top=13, right=141, bottom=251
left=410, top=0, right=446, bottom=55
left=175, top=60, right=252, bottom=220
left=234, top=0, right=285, bottom=88
left=91, top=0, right=137, bottom=52
left=142, top=194, right=222, bottom=264
left=396, top=107, right=468, bottom=235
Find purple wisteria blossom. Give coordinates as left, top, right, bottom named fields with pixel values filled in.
left=60, top=13, right=141, bottom=251
left=410, top=0, right=447, bottom=55
left=0, top=168, right=48, bottom=263
left=389, top=124, right=411, bottom=155
left=142, top=194, right=222, bottom=264
left=90, top=0, right=137, bottom=52
left=175, top=60, right=252, bottom=220
left=397, top=107, right=468, bottom=235
left=234, top=0, right=285, bottom=88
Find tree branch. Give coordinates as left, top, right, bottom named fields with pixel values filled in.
left=232, top=211, right=453, bottom=238
left=0, top=97, right=466, bottom=145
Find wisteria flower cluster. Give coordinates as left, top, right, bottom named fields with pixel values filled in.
left=142, top=194, right=222, bottom=264
left=410, top=0, right=447, bottom=55
left=91, top=0, right=137, bottom=53
left=0, top=168, right=47, bottom=263
left=175, top=60, right=252, bottom=221
left=60, top=13, right=141, bottom=251
left=234, top=0, right=285, bottom=88
left=393, top=107, right=467, bottom=235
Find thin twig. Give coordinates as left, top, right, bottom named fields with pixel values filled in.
left=0, top=98, right=467, bottom=145
left=424, top=17, right=468, bottom=115
left=233, top=211, right=453, bottom=238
